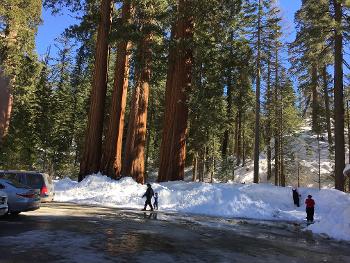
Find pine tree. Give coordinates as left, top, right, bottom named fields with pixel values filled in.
left=34, top=51, right=54, bottom=172
left=0, top=0, right=41, bottom=145
left=290, top=0, right=333, bottom=136
left=333, top=0, right=345, bottom=191
left=253, top=0, right=263, bottom=184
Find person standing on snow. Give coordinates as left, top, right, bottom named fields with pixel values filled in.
left=153, top=192, right=159, bottom=210
left=292, top=188, right=301, bottom=207
left=305, top=194, right=315, bottom=223
left=142, top=183, right=154, bottom=211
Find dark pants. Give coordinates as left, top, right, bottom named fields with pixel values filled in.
left=293, top=197, right=300, bottom=207
left=153, top=200, right=158, bottom=210
left=144, top=199, right=153, bottom=211
left=306, top=207, right=314, bottom=222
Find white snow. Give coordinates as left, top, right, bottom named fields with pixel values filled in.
left=343, top=164, right=350, bottom=177
left=231, top=119, right=337, bottom=187
left=54, top=174, right=350, bottom=242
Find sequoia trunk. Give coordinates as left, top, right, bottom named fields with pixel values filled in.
left=0, top=69, right=12, bottom=143
left=100, top=1, right=133, bottom=179
left=158, top=0, right=194, bottom=182
left=123, top=26, right=152, bottom=184
left=79, top=0, right=113, bottom=181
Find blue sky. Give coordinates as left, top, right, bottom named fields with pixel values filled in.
left=35, top=0, right=302, bottom=57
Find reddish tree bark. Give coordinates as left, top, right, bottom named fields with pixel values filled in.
left=158, top=0, right=194, bottom=182
left=123, top=25, right=152, bottom=184
left=79, top=0, right=113, bottom=181
left=0, top=69, right=12, bottom=143
left=100, top=1, right=133, bottom=179
left=0, top=24, right=18, bottom=146
left=123, top=82, right=140, bottom=177
left=157, top=29, right=176, bottom=182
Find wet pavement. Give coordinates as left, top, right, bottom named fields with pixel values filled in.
left=0, top=203, right=349, bottom=263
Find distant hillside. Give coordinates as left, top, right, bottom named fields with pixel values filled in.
left=234, top=119, right=337, bottom=188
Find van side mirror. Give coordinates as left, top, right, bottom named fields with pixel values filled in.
left=0, top=184, right=4, bottom=189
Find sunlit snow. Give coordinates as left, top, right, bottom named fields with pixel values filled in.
left=54, top=174, right=350, bottom=242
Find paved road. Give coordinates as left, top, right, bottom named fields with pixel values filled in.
left=0, top=203, right=349, bottom=263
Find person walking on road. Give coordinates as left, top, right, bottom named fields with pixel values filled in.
left=142, top=183, right=154, bottom=211
left=153, top=192, right=159, bottom=210
left=305, top=195, right=315, bottom=223
left=292, top=188, right=301, bottom=207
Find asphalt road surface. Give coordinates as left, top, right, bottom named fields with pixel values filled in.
left=0, top=203, right=349, bottom=263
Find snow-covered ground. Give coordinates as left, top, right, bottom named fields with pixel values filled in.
left=54, top=174, right=350, bottom=242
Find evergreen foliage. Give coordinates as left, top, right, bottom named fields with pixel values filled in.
left=2, top=0, right=348, bottom=191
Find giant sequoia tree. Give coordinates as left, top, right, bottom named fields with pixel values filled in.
left=158, top=0, right=194, bottom=182
left=79, top=0, right=112, bottom=181
left=123, top=2, right=157, bottom=184
left=100, top=1, right=133, bottom=179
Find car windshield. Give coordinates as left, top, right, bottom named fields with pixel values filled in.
left=26, top=174, right=44, bottom=188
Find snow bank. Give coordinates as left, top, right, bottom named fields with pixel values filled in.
left=54, top=174, right=350, bottom=242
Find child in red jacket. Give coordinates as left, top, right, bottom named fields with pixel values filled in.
left=305, top=195, right=315, bottom=223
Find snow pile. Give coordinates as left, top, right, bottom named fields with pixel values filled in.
left=54, top=174, right=350, bottom=242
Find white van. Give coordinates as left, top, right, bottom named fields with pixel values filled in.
left=0, top=170, right=54, bottom=202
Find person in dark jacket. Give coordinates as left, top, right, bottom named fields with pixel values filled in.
left=142, top=183, right=154, bottom=211
left=305, top=195, right=315, bottom=223
left=292, top=188, right=301, bottom=207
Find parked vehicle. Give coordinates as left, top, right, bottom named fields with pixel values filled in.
left=0, top=190, right=8, bottom=216
left=0, top=178, right=40, bottom=215
left=0, top=170, right=54, bottom=202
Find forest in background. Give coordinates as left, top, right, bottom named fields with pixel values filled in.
left=0, top=0, right=350, bottom=191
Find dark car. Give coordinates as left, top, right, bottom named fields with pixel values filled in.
left=0, top=170, right=54, bottom=202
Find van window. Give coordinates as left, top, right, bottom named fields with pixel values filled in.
left=26, top=174, right=44, bottom=189
left=0, top=183, right=4, bottom=189
left=17, top=173, right=26, bottom=184
left=0, top=172, right=18, bottom=182
left=5, top=179, right=30, bottom=189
